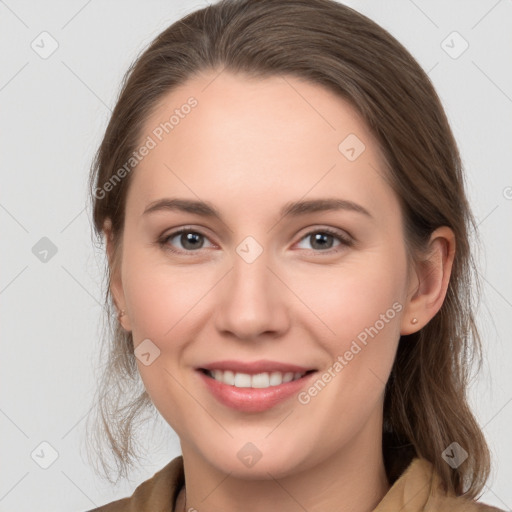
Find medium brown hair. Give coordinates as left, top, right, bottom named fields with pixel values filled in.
left=86, top=0, right=491, bottom=498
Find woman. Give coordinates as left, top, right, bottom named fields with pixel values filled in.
left=85, top=0, right=504, bottom=510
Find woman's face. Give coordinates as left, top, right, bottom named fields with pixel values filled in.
left=112, top=70, right=416, bottom=477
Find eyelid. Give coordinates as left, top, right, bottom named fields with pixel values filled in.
left=295, top=225, right=354, bottom=244
left=293, top=226, right=354, bottom=254
left=158, top=226, right=217, bottom=254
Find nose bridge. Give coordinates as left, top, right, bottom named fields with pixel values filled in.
left=214, top=236, right=287, bottom=338
left=232, top=243, right=272, bottom=298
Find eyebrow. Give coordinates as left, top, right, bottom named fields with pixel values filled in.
left=142, top=197, right=373, bottom=220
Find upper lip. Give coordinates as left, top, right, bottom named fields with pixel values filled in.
left=198, top=359, right=316, bottom=375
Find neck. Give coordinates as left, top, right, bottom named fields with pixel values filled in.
left=176, top=419, right=390, bottom=512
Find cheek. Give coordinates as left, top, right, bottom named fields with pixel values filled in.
left=321, top=280, right=402, bottom=391
left=120, top=252, right=205, bottom=431
left=124, top=273, right=171, bottom=340
left=292, top=246, right=407, bottom=396
left=294, top=268, right=404, bottom=435
left=122, top=250, right=209, bottom=341
left=293, top=251, right=406, bottom=342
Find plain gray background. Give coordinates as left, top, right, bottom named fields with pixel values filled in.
left=0, top=1, right=511, bottom=510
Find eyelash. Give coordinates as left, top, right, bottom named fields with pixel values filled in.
left=157, top=226, right=354, bottom=256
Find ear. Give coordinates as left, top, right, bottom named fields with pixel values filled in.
left=103, top=219, right=132, bottom=332
left=400, top=226, right=456, bottom=335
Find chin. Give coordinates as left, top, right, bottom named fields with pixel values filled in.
left=196, top=439, right=312, bottom=480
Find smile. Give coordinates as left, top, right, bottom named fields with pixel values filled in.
left=197, top=365, right=318, bottom=413
left=200, top=369, right=315, bottom=388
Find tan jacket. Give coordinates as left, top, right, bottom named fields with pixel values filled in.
left=87, top=456, right=503, bottom=511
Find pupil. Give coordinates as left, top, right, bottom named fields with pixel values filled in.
left=182, top=232, right=202, bottom=250
left=312, top=233, right=332, bottom=250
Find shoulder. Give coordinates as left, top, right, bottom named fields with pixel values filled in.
left=375, top=457, right=505, bottom=512
left=84, top=455, right=184, bottom=512
left=426, top=491, right=505, bottom=511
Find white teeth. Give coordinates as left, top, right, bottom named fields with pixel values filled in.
left=269, top=371, right=284, bottom=386
left=223, top=370, right=235, bottom=385
left=207, top=369, right=308, bottom=388
left=234, top=373, right=252, bottom=388
left=251, top=373, right=270, bottom=388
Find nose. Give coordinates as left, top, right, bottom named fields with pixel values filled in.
left=213, top=247, right=290, bottom=341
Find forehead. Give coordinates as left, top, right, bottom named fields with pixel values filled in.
left=126, top=70, right=394, bottom=219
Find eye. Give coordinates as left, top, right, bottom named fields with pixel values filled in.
left=159, top=228, right=215, bottom=254
left=295, top=228, right=353, bottom=253
left=158, top=226, right=353, bottom=255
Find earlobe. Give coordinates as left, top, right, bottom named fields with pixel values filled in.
left=400, top=226, right=456, bottom=335
left=117, top=309, right=129, bottom=331
left=103, top=220, right=131, bottom=332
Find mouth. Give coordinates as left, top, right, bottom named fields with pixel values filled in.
left=195, top=359, right=319, bottom=412
left=198, top=368, right=317, bottom=389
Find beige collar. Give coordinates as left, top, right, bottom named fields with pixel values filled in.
left=115, top=455, right=501, bottom=512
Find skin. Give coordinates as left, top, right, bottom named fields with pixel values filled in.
left=105, top=70, right=455, bottom=512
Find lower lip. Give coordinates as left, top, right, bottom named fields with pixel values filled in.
left=197, top=370, right=317, bottom=413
